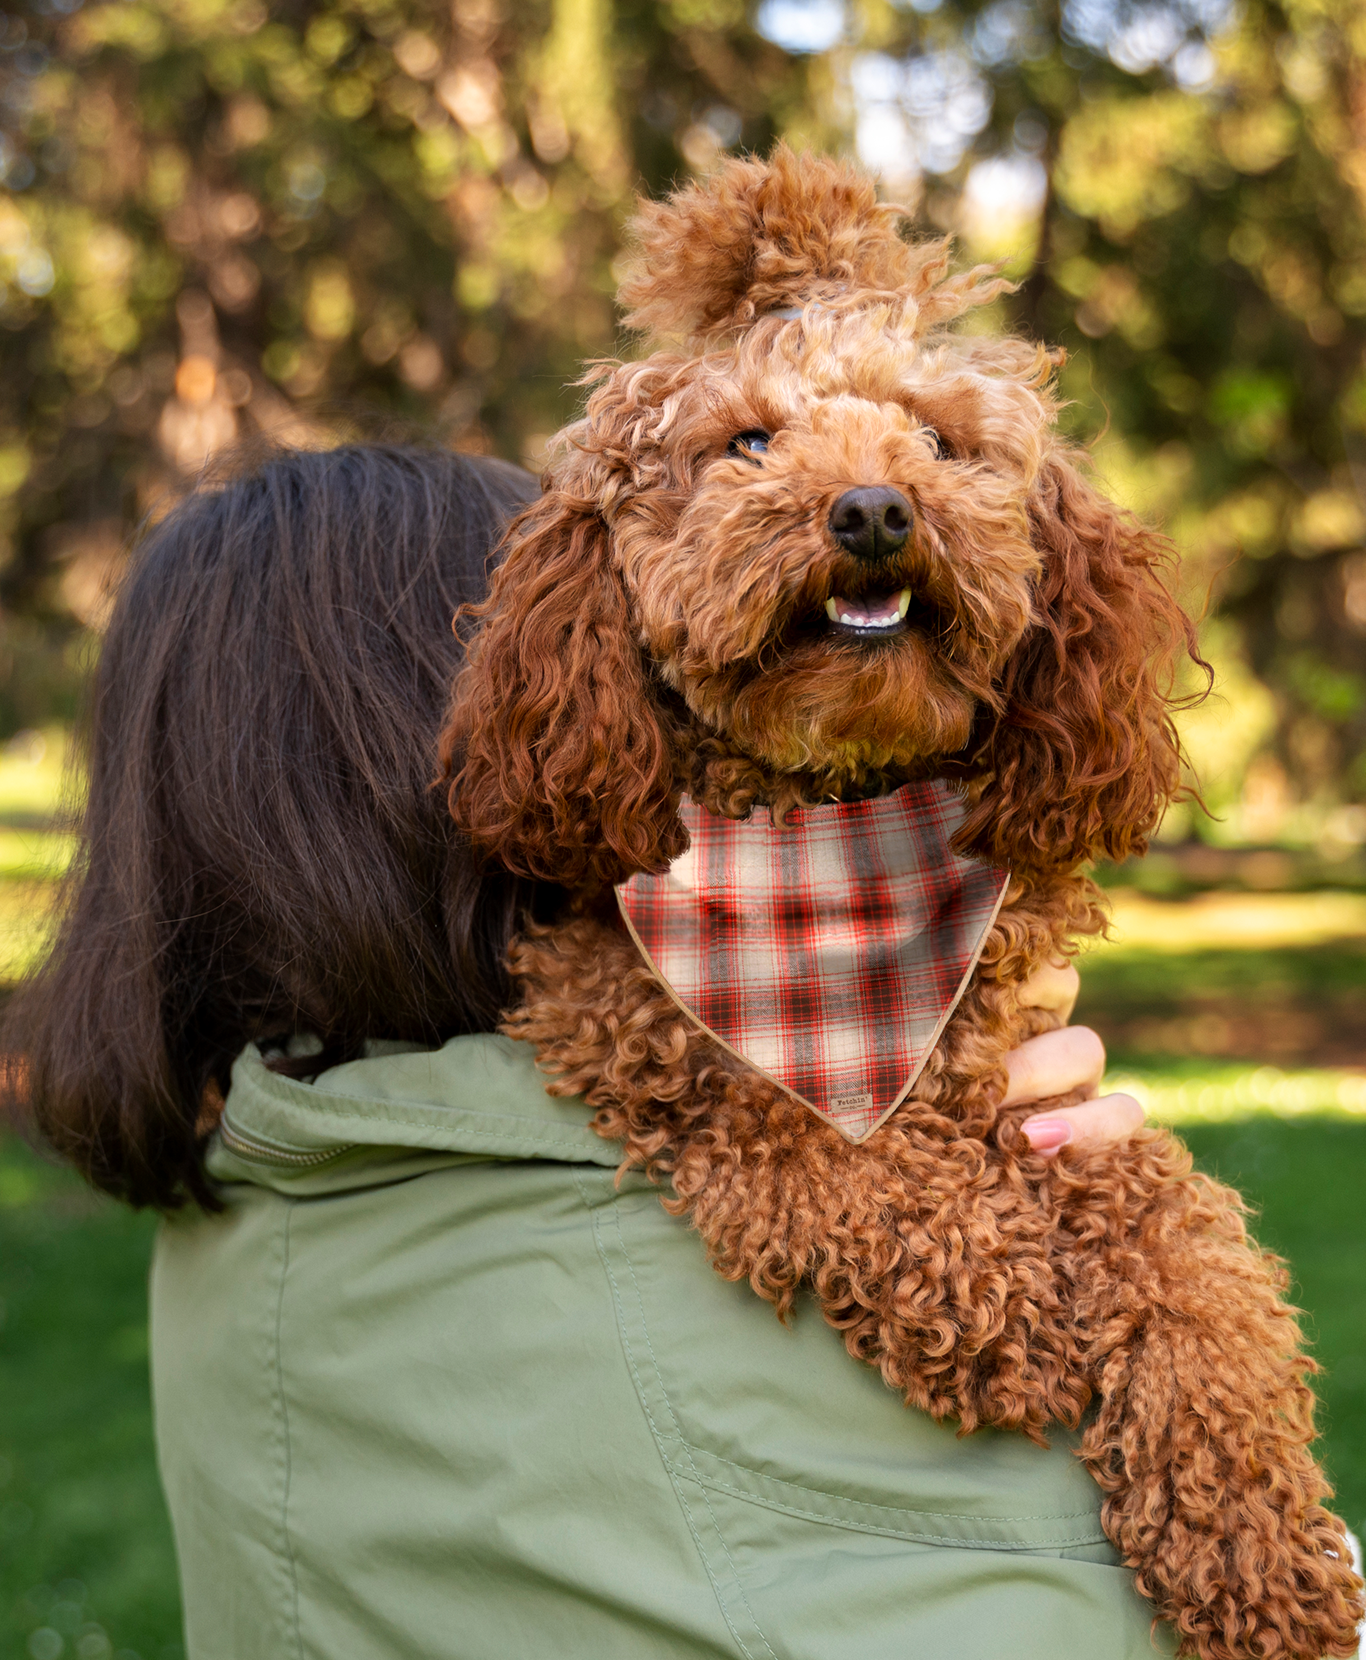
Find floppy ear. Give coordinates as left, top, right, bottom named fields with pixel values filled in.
left=956, top=453, right=1202, bottom=873
left=440, top=488, right=684, bottom=890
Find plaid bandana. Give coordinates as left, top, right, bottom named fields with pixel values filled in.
left=617, top=780, right=1009, bottom=1142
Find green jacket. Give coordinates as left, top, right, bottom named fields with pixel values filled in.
left=151, top=1035, right=1174, bottom=1660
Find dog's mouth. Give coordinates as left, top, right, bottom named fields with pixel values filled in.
left=767, top=576, right=953, bottom=656
left=824, top=586, right=909, bottom=638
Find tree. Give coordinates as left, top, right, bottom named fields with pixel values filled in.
left=0, top=0, right=1363, bottom=840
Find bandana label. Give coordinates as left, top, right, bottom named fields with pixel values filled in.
left=616, top=780, right=1009, bottom=1142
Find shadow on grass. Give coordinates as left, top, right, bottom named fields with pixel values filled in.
left=1078, top=942, right=1366, bottom=1067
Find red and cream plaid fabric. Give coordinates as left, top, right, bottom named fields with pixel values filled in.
left=617, top=780, right=1009, bottom=1141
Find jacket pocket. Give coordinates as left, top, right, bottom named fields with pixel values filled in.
left=578, top=1170, right=1174, bottom=1660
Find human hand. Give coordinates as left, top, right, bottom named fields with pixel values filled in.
left=1015, top=957, right=1082, bottom=1023
left=1005, top=960, right=1144, bottom=1156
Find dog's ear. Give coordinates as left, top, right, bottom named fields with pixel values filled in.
left=956, top=452, right=1203, bottom=873
left=440, top=488, right=684, bottom=890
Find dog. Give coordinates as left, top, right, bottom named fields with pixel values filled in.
left=441, top=147, right=1365, bottom=1659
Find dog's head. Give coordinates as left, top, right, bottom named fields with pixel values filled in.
left=443, top=148, right=1198, bottom=889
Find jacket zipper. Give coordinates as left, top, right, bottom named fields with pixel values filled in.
left=218, top=1116, right=352, bottom=1169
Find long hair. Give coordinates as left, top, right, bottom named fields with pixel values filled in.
left=3, top=443, right=540, bottom=1210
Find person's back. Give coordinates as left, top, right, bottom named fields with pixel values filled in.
left=157, top=1035, right=1165, bottom=1660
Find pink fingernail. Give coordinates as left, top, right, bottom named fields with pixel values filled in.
left=1023, top=1118, right=1072, bottom=1154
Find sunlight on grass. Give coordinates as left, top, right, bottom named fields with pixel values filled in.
left=0, top=828, right=76, bottom=882
left=1108, top=1061, right=1366, bottom=1124
left=0, top=882, right=57, bottom=981
left=0, top=727, right=78, bottom=825
left=0, top=728, right=75, bottom=983
left=1095, top=888, right=1366, bottom=954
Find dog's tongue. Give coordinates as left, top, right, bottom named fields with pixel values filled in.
left=826, top=587, right=910, bottom=628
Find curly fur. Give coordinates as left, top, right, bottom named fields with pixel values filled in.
left=618, top=144, right=1013, bottom=348
left=441, top=150, right=1364, bottom=1657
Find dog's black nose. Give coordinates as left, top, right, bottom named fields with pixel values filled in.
left=828, top=487, right=912, bottom=561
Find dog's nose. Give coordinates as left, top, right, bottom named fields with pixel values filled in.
left=828, top=487, right=912, bottom=561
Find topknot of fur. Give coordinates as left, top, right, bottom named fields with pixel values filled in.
left=618, top=144, right=967, bottom=347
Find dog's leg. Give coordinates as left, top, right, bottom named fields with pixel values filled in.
left=504, top=919, right=1365, bottom=1657
left=1053, top=1137, right=1366, bottom=1660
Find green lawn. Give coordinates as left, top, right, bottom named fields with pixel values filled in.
left=1078, top=891, right=1366, bottom=1537
left=0, top=1141, right=178, bottom=1660
left=2, top=1084, right=1363, bottom=1658
left=1175, top=1114, right=1366, bottom=1542
left=1077, top=892, right=1366, bottom=1071
left=0, top=740, right=1362, bottom=1647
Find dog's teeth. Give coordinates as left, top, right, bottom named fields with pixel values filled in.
left=826, top=589, right=909, bottom=630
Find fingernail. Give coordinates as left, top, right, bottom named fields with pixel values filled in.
left=1023, top=1118, right=1072, bottom=1154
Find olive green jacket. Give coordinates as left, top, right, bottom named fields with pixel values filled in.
left=151, top=1035, right=1174, bottom=1660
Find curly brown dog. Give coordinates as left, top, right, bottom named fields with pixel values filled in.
left=441, top=147, right=1364, bottom=1659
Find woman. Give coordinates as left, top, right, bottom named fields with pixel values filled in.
left=7, top=443, right=540, bottom=1209
left=6, top=444, right=1154, bottom=1658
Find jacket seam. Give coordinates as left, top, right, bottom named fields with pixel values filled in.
left=675, top=1467, right=1108, bottom=1549
left=576, top=1170, right=772, bottom=1660
left=650, top=1432, right=1103, bottom=1528
left=270, top=1197, right=304, bottom=1660
left=586, top=1174, right=1107, bottom=1549
left=600, top=1188, right=1103, bottom=1588
left=244, top=1089, right=606, bottom=1140
left=231, top=1102, right=614, bottom=1162
left=609, top=1200, right=781, bottom=1660
left=244, top=1062, right=612, bottom=1158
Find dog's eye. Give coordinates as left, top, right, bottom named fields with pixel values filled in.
left=923, top=426, right=948, bottom=460
left=728, top=429, right=771, bottom=461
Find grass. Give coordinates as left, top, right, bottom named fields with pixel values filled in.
left=1098, top=889, right=1366, bottom=950
left=0, top=1139, right=180, bottom=1660
left=0, top=732, right=182, bottom=1657
left=0, top=729, right=77, bottom=831
left=1, top=1091, right=1361, bottom=1653
left=1078, top=891, right=1366, bottom=1070
left=1172, top=1114, right=1366, bottom=1541
left=1083, top=890, right=1366, bottom=1530
left=0, top=747, right=1362, bottom=1638
left=0, top=730, right=78, bottom=984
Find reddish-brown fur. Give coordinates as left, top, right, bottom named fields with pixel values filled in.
left=440, top=149, right=1364, bottom=1657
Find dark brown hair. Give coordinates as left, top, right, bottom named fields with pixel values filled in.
left=3, top=443, right=539, bottom=1210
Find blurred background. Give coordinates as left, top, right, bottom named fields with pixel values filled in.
left=0, top=0, right=1362, bottom=1656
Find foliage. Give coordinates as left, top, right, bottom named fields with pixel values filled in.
left=0, top=0, right=1364, bottom=840
left=0, top=0, right=814, bottom=628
